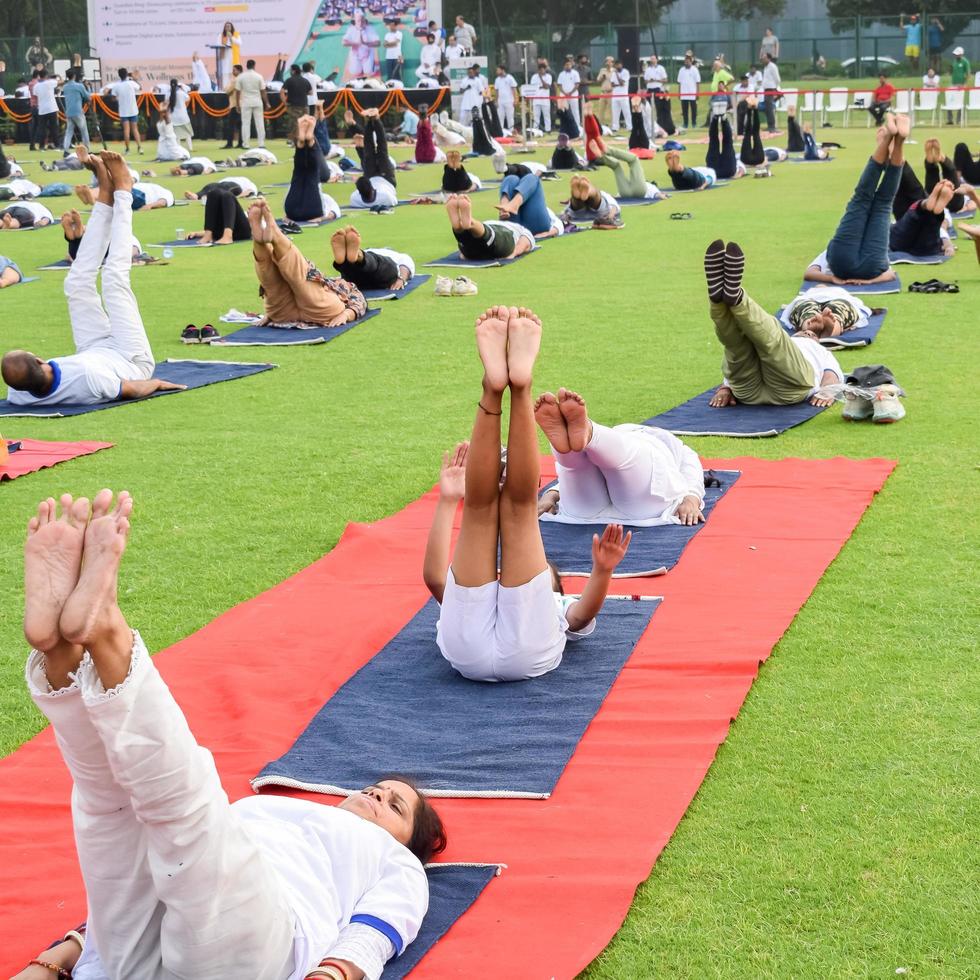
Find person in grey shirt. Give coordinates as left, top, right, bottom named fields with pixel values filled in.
left=454, top=15, right=477, bottom=54
left=62, top=68, right=91, bottom=154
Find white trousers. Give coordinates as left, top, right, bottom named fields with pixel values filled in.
left=28, top=635, right=296, bottom=980
left=65, top=194, right=154, bottom=378
left=533, top=99, right=551, bottom=131
left=565, top=96, right=581, bottom=127
left=554, top=422, right=679, bottom=521
left=241, top=104, right=266, bottom=147
left=498, top=101, right=515, bottom=130
left=611, top=95, right=631, bottom=130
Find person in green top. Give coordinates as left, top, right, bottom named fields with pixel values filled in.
left=711, top=58, right=734, bottom=91
left=949, top=46, right=970, bottom=123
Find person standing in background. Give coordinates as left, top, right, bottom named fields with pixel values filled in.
left=494, top=64, right=519, bottom=134
left=759, top=28, right=779, bottom=62
left=557, top=56, right=582, bottom=129
left=677, top=54, right=701, bottom=130
left=27, top=69, right=41, bottom=152
left=103, top=68, right=143, bottom=154
left=236, top=59, right=269, bottom=148
left=761, top=52, right=781, bottom=133
left=529, top=61, right=553, bottom=133
left=949, top=47, right=970, bottom=124
left=25, top=36, right=52, bottom=70
left=927, top=18, right=945, bottom=71
left=191, top=51, right=214, bottom=92
left=900, top=13, right=922, bottom=73
left=62, top=68, right=91, bottom=154
left=302, top=62, right=322, bottom=114
left=168, top=79, right=194, bottom=151
left=458, top=63, right=488, bottom=122
left=281, top=64, right=312, bottom=143
left=223, top=63, right=244, bottom=150
left=33, top=69, right=61, bottom=150
left=218, top=21, right=242, bottom=86
left=383, top=20, right=404, bottom=81
left=610, top=59, right=630, bottom=132
left=454, top=15, right=477, bottom=55
left=595, top=56, right=615, bottom=128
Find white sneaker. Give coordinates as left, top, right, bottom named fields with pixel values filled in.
left=434, top=276, right=453, bottom=296
left=451, top=275, right=478, bottom=296
left=872, top=384, right=906, bottom=423
left=842, top=390, right=873, bottom=421
left=491, top=150, right=507, bottom=173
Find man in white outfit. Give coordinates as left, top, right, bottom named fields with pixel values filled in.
left=530, top=63, right=553, bottom=132
left=235, top=59, right=269, bottom=148
left=493, top=64, right=519, bottom=132
left=2, top=150, right=182, bottom=407
left=610, top=60, right=631, bottom=131
left=457, top=63, right=487, bottom=121
left=557, top=56, right=581, bottom=128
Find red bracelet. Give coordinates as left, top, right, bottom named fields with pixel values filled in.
left=317, top=960, right=351, bottom=980
left=29, top=961, right=72, bottom=979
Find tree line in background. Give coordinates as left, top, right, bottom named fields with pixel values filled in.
left=0, top=0, right=87, bottom=43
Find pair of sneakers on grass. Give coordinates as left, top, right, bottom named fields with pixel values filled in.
left=434, top=275, right=478, bottom=297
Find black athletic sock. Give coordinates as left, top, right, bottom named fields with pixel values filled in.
left=704, top=239, right=726, bottom=303
left=723, top=242, right=745, bottom=306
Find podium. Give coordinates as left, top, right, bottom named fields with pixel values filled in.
left=208, top=43, right=230, bottom=89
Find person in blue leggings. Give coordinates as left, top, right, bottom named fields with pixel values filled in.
left=805, top=115, right=909, bottom=287
left=496, top=171, right=552, bottom=236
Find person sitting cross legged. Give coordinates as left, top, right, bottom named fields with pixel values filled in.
left=446, top=193, right=537, bottom=260
left=284, top=114, right=342, bottom=224
left=330, top=225, right=415, bottom=291
left=2, top=151, right=183, bottom=407
left=805, top=114, right=909, bottom=287
left=705, top=239, right=843, bottom=409
left=350, top=108, right=398, bottom=210
left=560, top=175, right=623, bottom=230
left=422, top=306, right=632, bottom=681
left=441, top=149, right=482, bottom=193
left=664, top=148, right=717, bottom=191
left=889, top=177, right=957, bottom=257
left=249, top=198, right=365, bottom=327
left=535, top=388, right=706, bottom=526
left=13, top=489, right=446, bottom=980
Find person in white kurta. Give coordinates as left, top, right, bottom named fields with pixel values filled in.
left=610, top=62, right=631, bottom=131
left=535, top=389, right=706, bottom=526
left=494, top=66, right=519, bottom=131
left=457, top=66, right=487, bottom=120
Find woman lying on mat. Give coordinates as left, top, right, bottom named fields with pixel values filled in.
left=779, top=286, right=874, bottom=339
left=250, top=199, right=365, bottom=327
left=804, top=114, right=909, bottom=286
left=284, top=115, right=343, bottom=224
left=423, top=306, right=632, bottom=682
left=560, top=176, right=624, bottom=230
left=331, top=225, right=415, bottom=291
left=535, top=389, right=706, bottom=527
left=442, top=149, right=482, bottom=193
left=445, top=193, right=537, bottom=260
left=889, top=177, right=958, bottom=257
left=705, top=239, right=843, bottom=409
left=496, top=171, right=562, bottom=239
left=664, top=149, right=717, bottom=192
left=13, top=490, right=445, bottom=980
left=169, top=156, right=218, bottom=177
left=182, top=175, right=259, bottom=201
left=0, top=253, right=23, bottom=286
left=186, top=185, right=252, bottom=245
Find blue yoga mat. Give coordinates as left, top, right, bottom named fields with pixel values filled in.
left=253, top=596, right=660, bottom=798
left=361, top=274, right=430, bottom=301
left=888, top=250, right=951, bottom=265
left=10, top=276, right=38, bottom=285
left=778, top=307, right=886, bottom=350
left=615, top=196, right=663, bottom=205
left=424, top=250, right=535, bottom=268
left=952, top=206, right=976, bottom=219
left=799, top=276, right=901, bottom=295
left=669, top=179, right=730, bottom=194
left=37, top=259, right=72, bottom=270
left=213, top=308, right=381, bottom=346
left=788, top=156, right=834, bottom=163
left=539, top=470, right=740, bottom=576
left=150, top=238, right=250, bottom=248
left=642, top=388, right=825, bottom=438
left=0, top=359, right=275, bottom=418
left=383, top=864, right=498, bottom=979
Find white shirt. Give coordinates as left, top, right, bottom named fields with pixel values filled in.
left=367, top=247, right=415, bottom=279
left=611, top=68, right=630, bottom=95
left=236, top=69, right=267, bottom=108
left=921, top=73, right=940, bottom=88
left=230, top=797, right=427, bottom=979
left=303, top=71, right=322, bottom=105
left=1, top=178, right=41, bottom=199
left=791, top=337, right=844, bottom=392
left=155, top=120, right=186, bottom=160
left=319, top=191, right=342, bottom=218
left=531, top=71, right=552, bottom=93
left=106, top=79, right=140, bottom=117
left=220, top=175, right=258, bottom=196
left=187, top=156, right=217, bottom=173
left=444, top=43, right=465, bottom=61
left=762, top=61, right=781, bottom=91
left=419, top=42, right=442, bottom=72
left=6, top=347, right=134, bottom=406
left=779, top=286, right=872, bottom=330
left=35, top=78, right=58, bottom=114
left=133, top=181, right=174, bottom=207
left=15, top=83, right=30, bottom=98
left=488, top=219, right=537, bottom=253
left=557, top=68, right=580, bottom=95
left=808, top=250, right=832, bottom=274
left=677, top=65, right=701, bottom=97
left=242, top=147, right=277, bottom=163
left=3, top=200, right=52, bottom=222
left=170, top=86, right=191, bottom=126
left=748, top=69, right=764, bottom=91
left=494, top=73, right=518, bottom=104
left=643, top=63, right=667, bottom=91
left=383, top=31, right=402, bottom=59
left=349, top=176, right=397, bottom=209
left=458, top=74, right=487, bottom=113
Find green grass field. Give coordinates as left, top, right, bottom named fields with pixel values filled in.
left=1, top=124, right=978, bottom=977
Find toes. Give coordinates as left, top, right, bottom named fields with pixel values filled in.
left=39, top=498, right=55, bottom=525
left=69, top=497, right=91, bottom=529
left=91, top=488, right=113, bottom=520
left=27, top=516, right=40, bottom=535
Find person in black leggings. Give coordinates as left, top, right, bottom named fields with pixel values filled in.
left=284, top=114, right=333, bottom=221
left=330, top=225, right=413, bottom=290
left=893, top=141, right=968, bottom=218
left=442, top=149, right=481, bottom=192
left=481, top=97, right=504, bottom=139
left=740, top=100, right=765, bottom=167
left=706, top=114, right=737, bottom=178
left=654, top=91, right=676, bottom=136
left=470, top=108, right=499, bottom=156
left=628, top=97, right=650, bottom=152
left=953, top=142, right=980, bottom=184
left=786, top=106, right=805, bottom=152
left=187, top=187, right=251, bottom=244
left=352, top=108, right=396, bottom=204
left=889, top=179, right=956, bottom=256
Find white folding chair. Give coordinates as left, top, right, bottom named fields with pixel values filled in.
left=966, top=86, right=980, bottom=124
left=799, top=90, right=824, bottom=126
left=776, top=88, right=798, bottom=122
left=942, top=88, right=965, bottom=125
left=894, top=88, right=914, bottom=125
left=850, top=90, right=873, bottom=126
left=824, top=87, right=849, bottom=127
left=916, top=88, right=939, bottom=125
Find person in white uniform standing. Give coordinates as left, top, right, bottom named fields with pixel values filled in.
left=608, top=60, right=631, bottom=131
left=422, top=305, right=632, bottom=683
left=1, top=150, right=182, bottom=407
left=457, top=63, right=487, bottom=121
left=556, top=56, right=581, bottom=128
left=493, top=64, right=519, bottom=133
left=13, top=479, right=447, bottom=979
left=536, top=389, right=706, bottom=526
left=529, top=63, right=553, bottom=132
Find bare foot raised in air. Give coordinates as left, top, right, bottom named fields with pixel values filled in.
left=534, top=391, right=569, bottom=453
left=456, top=193, right=474, bottom=231
left=893, top=114, right=911, bottom=140
left=102, top=151, right=133, bottom=192
left=475, top=305, right=510, bottom=393
left=505, top=306, right=542, bottom=390
left=74, top=184, right=97, bottom=206
left=24, top=494, right=90, bottom=654
left=344, top=225, right=362, bottom=263
left=248, top=198, right=271, bottom=244
left=59, top=490, right=133, bottom=648
left=330, top=227, right=347, bottom=264
left=924, top=137, right=941, bottom=165
left=558, top=388, right=591, bottom=451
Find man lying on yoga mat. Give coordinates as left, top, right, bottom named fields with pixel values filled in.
left=170, top=156, right=218, bottom=177
left=805, top=114, right=910, bottom=286
left=705, top=240, right=843, bottom=408
left=249, top=198, right=366, bottom=327
left=13, top=490, right=446, bottom=980
left=442, top=149, right=483, bottom=193
left=779, top=286, right=874, bottom=339
left=349, top=109, right=398, bottom=210
left=786, top=106, right=829, bottom=160
left=0, top=200, right=54, bottom=228
left=284, top=115, right=343, bottom=224
left=59, top=209, right=154, bottom=266
left=422, top=307, right=632, bottom=682
left=889, top=177, right=958, bottom=257
left=535, top=388, right=706, bottom=526
left=77, top=179, right=175, bottom=210
left=664, top=149, right=717, bottom=192
left=331, top=225, right=414, bottom=291
left=561, top=176, right=623, bottom=230
left=2, top=152, right=184, bottom=406
left=182, top=175, right=259, bottom=201
left=445, top=194, right=537, bottom=260
left=495, top=170, right=563, bottom=239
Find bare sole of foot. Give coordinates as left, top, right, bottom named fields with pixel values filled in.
left=331, top=228, right=347, bottom=263
left=101, top=151, right=134, bottom=191
left=475, top=305, right=510, bottom=392
left=894, top=114, right=911, bottom=139
left=534, top=392, right=569, bottom=453
left=60, top=491, right=133, bottom=647
left=344, top=225, right=361, bottom=263
left=558, top=388, right=590, bottom=451
left=505, top=306, right=542, bottom=389
left=23, top=494, right=90, bottom=652
left=456, top=194, right=473, bottom=231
